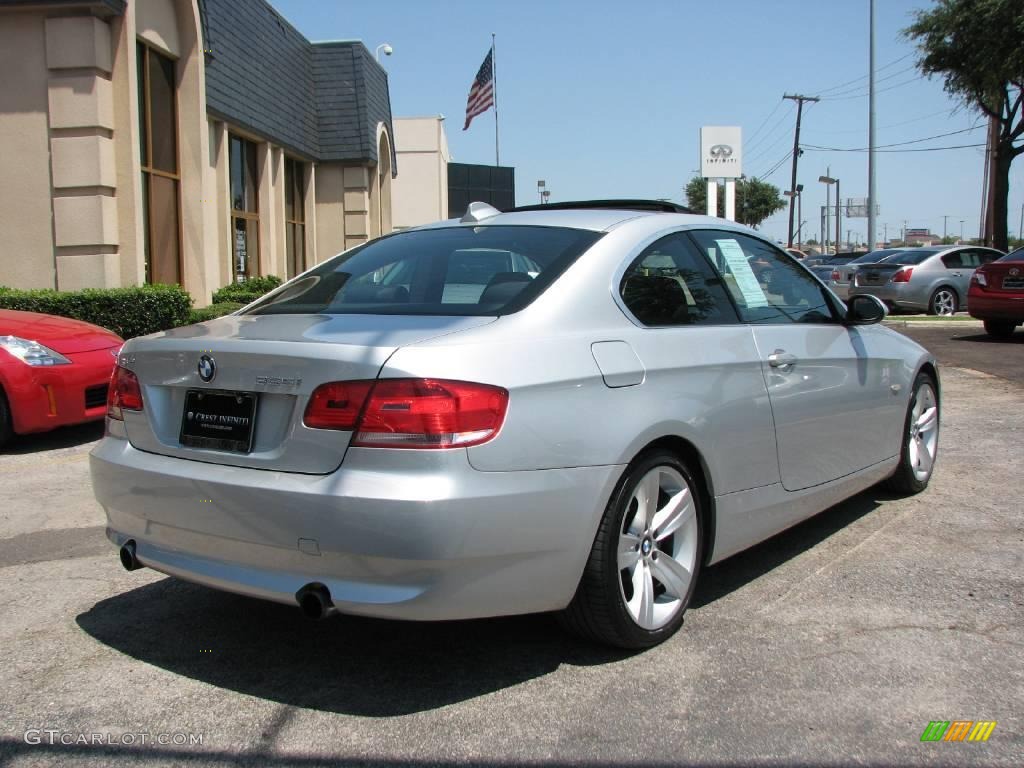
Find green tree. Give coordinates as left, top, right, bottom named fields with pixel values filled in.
left=684, top=176, right=786, bottom=229
left=905, top=0, right=1024, bottom=252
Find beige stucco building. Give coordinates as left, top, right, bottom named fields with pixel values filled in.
left=391, top=116, right=450, bottom=230
left=0, top=0, right=396, bottom=305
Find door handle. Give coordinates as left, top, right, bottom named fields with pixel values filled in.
left=768, top=350, right=798, bottom=369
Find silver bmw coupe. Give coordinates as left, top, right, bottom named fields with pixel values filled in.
left=91, top=200, right=940, bottom=648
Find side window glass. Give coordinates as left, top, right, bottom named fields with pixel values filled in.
left=619, top=233, right=739, bottom=326
left=979, top=250, right=1000, bottom=265
left=687, top=230, right=836, bottom=325
left=941, top=252, right=963, bottom=269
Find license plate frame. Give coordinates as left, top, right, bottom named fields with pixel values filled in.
left=179, top=389, right=258, bottom=454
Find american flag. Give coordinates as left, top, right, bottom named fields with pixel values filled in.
left=463, top=49, right=495, bottom=131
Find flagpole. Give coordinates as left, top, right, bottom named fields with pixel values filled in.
left=491, top=33, right=500, bottom=166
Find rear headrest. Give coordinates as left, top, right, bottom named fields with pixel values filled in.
left=478, top=272, right=533, bottom=305
left=621, top=275, right=690, bottom=325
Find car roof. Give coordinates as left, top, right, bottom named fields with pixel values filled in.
left=420, top=201, right=757, bottom=234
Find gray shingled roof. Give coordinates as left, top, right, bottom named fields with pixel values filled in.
left=200, top=0, right=396, bottom=171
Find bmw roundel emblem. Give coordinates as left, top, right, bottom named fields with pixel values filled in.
left=198, top=355, right=216, bottom=383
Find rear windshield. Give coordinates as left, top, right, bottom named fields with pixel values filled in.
left=997, top=247, right=1024, bottom=262
left=245, top=226, right=603, bottom=316
left=886, top=250, right=937, bottom=265
left=850, top=249, right=905, bottom=264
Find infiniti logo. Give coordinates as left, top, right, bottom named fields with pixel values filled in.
left=197, top=355, right=216, bottom=383
left=709, top=144, right=734, bottom=159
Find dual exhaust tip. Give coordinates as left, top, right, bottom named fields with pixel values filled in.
left=119, top=541, right=335, bottom=621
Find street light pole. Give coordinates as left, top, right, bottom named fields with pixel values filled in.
left=867, top=0, right=878, bottom=251
left=819, top=172, right=835, bottom=253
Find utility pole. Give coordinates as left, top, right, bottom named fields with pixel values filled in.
left=883, top=222, right=888, bottom=244
left=784, top=93, right=819, bottom=247
left=1019, top=202, right=1023, bottom=241
left=867, top=0, right=878, bottom=251
left=943, top=215, right=948, bottom=241
left=835, top=179, right=841, bottom=253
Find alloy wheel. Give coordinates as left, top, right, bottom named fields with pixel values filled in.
left=908, top=382, right=939, bottom=483
left=931, top=289, right=956, bottom=316
left=616, top=466, right=698, bottom=630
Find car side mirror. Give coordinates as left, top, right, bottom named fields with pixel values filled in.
left=845, top=294, right=888, bottom=325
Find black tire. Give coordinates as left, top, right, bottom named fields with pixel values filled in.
left=884, top=371, right=939, bottom=495
left=559, top=450, right=704, bottom=649
left=0, top=387, right=11, bottom=450
left=983, top=319, right=1016, bottom=339
left=928, top=286, right=958, bottom=316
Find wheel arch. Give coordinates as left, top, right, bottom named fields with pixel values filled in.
left=917, top=360, right=940, bottom=402
left=633, top=434, right=717, bottom=567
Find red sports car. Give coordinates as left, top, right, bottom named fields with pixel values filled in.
left=969, top=247, right=1024, bottom=339
left=0, top=310, right=123, bottom=446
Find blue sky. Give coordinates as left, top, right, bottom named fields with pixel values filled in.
left=270, top=0, right=1023, bottom=246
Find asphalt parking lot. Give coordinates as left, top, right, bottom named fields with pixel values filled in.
left=0, top=327, right=1021, bottom=767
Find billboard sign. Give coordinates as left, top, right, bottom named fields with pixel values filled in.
left=701, top=126, right=742, bottom=179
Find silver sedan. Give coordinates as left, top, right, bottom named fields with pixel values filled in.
left=849, top=245, right=1003, bottom=315
left=91, top=202, right=940, bottom=648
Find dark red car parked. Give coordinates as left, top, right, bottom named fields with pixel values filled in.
left=969, top=247, right=1024, bottom=339
left=0, top=310, right=123, bottom=447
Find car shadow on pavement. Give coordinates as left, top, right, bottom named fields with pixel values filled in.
left=954, top=331, right=1024, bottom=344
left=76, top=579, right=634, bottom=716
left=692, top=491, right=886, bottom=609
left=76, top=489, right=889, bottom=717
left=1, top=421, right=103, bottom=454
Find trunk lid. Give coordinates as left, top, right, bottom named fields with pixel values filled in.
left=119, top=313, right=496, bottom=473
left=979, top=262, right=1024, bottom=292
left=854, top=263, right=904, bottom=287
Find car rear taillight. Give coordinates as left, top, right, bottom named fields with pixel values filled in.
left=304, top=378, right=509, bottom=449
left=107, top=366, right=143, bottom=420
left=303, top=380, right=374, bottom=430
left=830, top=270, right=841, bottom=281
left=972, top=270, right=988, bottom=287
left=891, top=267, right=913, bottom=283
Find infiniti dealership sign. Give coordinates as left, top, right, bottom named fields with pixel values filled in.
left=700, top=126, right=742, bottom=179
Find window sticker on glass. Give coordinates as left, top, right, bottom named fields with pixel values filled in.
left=715, top=238, right=769, bottom=307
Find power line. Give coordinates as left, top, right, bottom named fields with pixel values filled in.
left=802, top=142, right=986, bottom=153
left=819, top=65, right=917, bottom=99
left=822, top=75, right=922, bottom=101
left=746, top=98, right=785, bottom=146
left=807, top=107, right=964, bottom=135
left=745, top=102, right=796, bottom=156
left=814, top=51, right=915, bottom=96
left=802, top=124, right=984, bottom=152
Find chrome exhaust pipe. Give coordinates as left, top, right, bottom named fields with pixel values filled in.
left=119, top=540, right=143, bottom=571
left=296, top=583, right=333, bottom=620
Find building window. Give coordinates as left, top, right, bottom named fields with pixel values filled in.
left=284, top=158, right=306, bottom=278
left=137, top=42, right=181, bottom=284
left=229, top=135, right=259, bottom=282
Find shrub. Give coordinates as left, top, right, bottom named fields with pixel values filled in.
left=0, top=283, right=192, bottom=339
left=187, top=302, right=245, bottom=324
left=211, top=275, right=283, bottom=306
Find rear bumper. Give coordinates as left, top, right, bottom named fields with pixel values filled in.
left=3, top=347, right=116, bottom=434
left=849, top=284, right=927, bottom=312
left=967, top=292, right=1024, bottom=322
left=90, top=434, right=622, bottom=621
